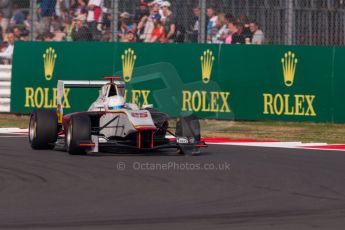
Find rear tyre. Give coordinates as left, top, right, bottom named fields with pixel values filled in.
left=29, top=109, right=58, bottom=149
left=66, top=115, right=91, bottom=155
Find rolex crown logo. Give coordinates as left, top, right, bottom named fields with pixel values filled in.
left=281, top=51, right=298, bottom=87
left=200, top=49, right=215, bottom=84
left=43, top=47, right=57, bottom=81
left=121, top=48, right=137, bottom=82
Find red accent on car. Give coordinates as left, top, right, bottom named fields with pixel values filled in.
left=79, top=143, right=96, bottom=147
left=104, top=76, right=122, bottom=80
left=135, top=127, right=157, bottom=131
left=151, top=131, right=154, bottom=149
left=137, top=132, right=141, bottom=149
left=58, top=130, right=65, bottom=136
left=131, top=112, right=148, bottom=118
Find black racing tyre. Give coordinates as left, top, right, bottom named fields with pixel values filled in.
left=176, top=115, right=201, bottom=141
left=177, top=146, right=201, bottom=156
left=29, top=109, right=58, bottom=149
left=176, top=115, right=201, bottom=156
left=66, top=115, right=91, bottom=155
left=177, top=148, right=185, bottom=155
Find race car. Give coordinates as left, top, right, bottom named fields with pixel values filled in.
left=28, top=76, right=207, bottom=155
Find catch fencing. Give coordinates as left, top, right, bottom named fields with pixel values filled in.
left=2, top=0, right=345, bottom=45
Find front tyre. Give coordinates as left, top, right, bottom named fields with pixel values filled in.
left=29, top=109, right=58, bottom=149
left=66, top=115, right=91, bottom=155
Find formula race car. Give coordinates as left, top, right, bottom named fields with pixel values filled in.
left=28, top=76, right=207, bottom=155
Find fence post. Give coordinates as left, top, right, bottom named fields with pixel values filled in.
left=285, top=0, right=294, bottom=45
left=111, top=0, right=119, bottom=42
left=30, top=0, right=37, bottom=41
left=199, top=0, right=206, bottom=43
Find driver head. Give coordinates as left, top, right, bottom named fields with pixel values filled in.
left=108, top=96, right=125, bottom=110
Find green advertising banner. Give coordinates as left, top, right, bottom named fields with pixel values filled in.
left=11, top=42, right=115, bottom=115
left=9, top=42, right=345, bottom=122
left=219, top=45, right=334, bottom=122
left=332, top=46, right=345, bottom=123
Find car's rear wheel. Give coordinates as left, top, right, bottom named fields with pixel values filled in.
left=29, top=109, right=58, bottom=149
left=66, top=115, right=91, bottom=155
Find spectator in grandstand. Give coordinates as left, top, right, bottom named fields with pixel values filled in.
left=134, top=1, right=150, bottom=42
left=118, top=12, right=135, bottom=42
left=137, top=15, right=151, bottom=42
left=71, top=14, right=92, bottom=41
left=121, top=29, right=136, bottom=43
left=12, top=26, right=21, bottom=40
left=40, top=0, right=57, bottom=33
left=213, top=13, right=230, bottom=44
left=20, top=29, right=30, bottom=41
left=23, top=14, right=32, bottom=32
left=233, top=22, right=246, bottom=44
left=52, top=21, right=66, bottom=41
left=64, top=0, right=71, bottom=9
left=134, top=1, right=149, bottom=24
left=161, top=1, right=176, bottom=43
left=71, top=0, right=87, bottom=17
left=150, top=13, right=165, bottom=43
left=187, top=6, right=201, bottom=43
left=146, top=0, right=164, bottom=8
left=187, top=5, right=200, bottom=43
left=102, top=11, right=111, bottom=28
left=99, top=30, right=111, bottom=41
left=237, top=15, right=252, bottom=41
left=64, top=18, right=74, bottom=41
left=139, top=3, right=159, bottom=42
left=225, top=23, right=233, bottom=44
left=86, top=0, right=103, bottom=41
left=226, top=21, right=245, bottom=44
left=206, top=7, right=217, bottom=44
left=249, top=20, right=265, bottom=44
left=100, top=11, right=111, bottom=39
left=0, top=0, right=13, bottom=41
left=42, top=31, right=55, bottom=41
left=0, top=32, right=14, bottom=63
left=57, top=0, right=72, bottom=21
left=10, top=5, right=25, bottom=26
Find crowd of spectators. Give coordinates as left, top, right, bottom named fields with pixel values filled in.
left=0, top=0, right=265, bottom=63
left=189, top=6, right=265, bottom=45
left=117, top=2, right=265, bottom=45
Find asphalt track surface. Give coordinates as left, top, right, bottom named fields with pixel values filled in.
left=1, top=134, right=345, bottom=230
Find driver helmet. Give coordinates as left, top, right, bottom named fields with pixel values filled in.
left=108, top=96, right=125, bottom=110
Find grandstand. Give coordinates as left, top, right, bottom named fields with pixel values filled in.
left=0, top=0, right=344, bottom=57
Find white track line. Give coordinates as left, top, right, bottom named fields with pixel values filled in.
left=212, top=142, right=327, bottom=148
left=0, top=128, right=28, bottom=134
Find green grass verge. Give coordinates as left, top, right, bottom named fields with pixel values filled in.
left=0, top=114, right=344, bottom=144
left=200, top=120, right=345, bottom=144
left=0, top=114, right=30, bottom=129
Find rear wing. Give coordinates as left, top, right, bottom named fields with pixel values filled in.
left=57, top=80, right=108, bottom=123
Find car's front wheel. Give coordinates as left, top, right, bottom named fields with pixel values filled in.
left=29, top=109, right=58, bottom=149
left=66, top=115, right=91, bottom=155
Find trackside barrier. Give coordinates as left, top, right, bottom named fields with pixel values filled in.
left=8, top=42, right=345, bottom=123
left=0, top=65, right=11, bottom=112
